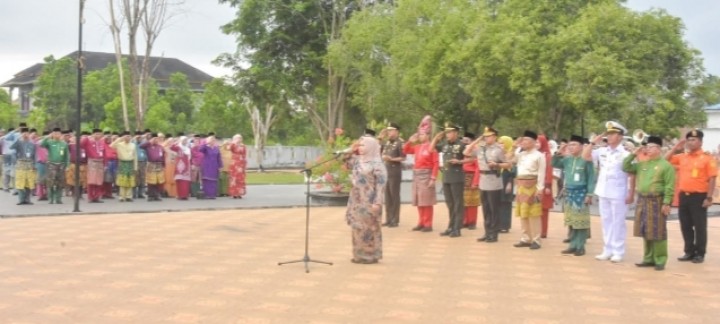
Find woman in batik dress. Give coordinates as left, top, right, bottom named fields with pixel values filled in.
left=170, top=136, right=192, bottom=200
left=345, top=136, right=387, bottom=264
left=228, top=134, right=247, bottom=199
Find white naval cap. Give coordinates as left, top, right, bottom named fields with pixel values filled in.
left=605, top=121, right=627, bottom=134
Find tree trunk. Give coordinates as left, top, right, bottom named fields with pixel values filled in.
left=108, top=0, right=131, bottom=130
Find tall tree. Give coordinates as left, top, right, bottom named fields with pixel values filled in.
left=31, top=56, right=77, bottom=129
left=0, top=89, right=19, bottom=129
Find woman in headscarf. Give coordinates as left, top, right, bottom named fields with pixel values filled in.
left=163, top=134, right=178, bottom=198
left=227, top=134, right=247, bottom=199
left=345, top=135, right=387, bottom=264
left=170, top=136, right=192, bottom=200
left=402, top=115, right=439, bottom=232
left=219, top=138, right=232, bottom=197
left=537, top=135, right=555, bottom=238
left=498, top=136, right=516, bottom=233
left=199, top=135, right=223, bottom=199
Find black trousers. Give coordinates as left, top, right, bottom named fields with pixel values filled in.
left=385, top=167, right=402, bottom=225
left=678, top=192, right=708, bottom=256
left=481, top=189, right=502, bottom=237
left=443, top=182, right=465, bottom=232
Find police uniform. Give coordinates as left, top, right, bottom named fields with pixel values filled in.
left=380, top=123, right=406, bottom=227
left=436, top=124, right=467, bottom=237
left=590, top=121, right=631, bottom=262
left=476, top=127, right=507, bottom=242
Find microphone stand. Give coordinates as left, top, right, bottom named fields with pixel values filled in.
left=278, top=153, right=346, bottom=273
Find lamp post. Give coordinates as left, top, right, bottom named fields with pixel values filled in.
left=73, top=0, right=85, bottom=213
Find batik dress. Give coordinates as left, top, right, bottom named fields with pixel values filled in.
left=228, top=143, right=247, bottom=197
left=345, top=156, right=387, bottom=262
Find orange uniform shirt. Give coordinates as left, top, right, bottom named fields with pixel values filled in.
left=669, top=150, right=718, bottom=193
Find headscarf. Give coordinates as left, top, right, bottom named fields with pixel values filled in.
left=498, top=136, right=514, bottom=154
left=359, top=136, right=382, bottom=163
left=179, top=136, right=190, bottom=155
left=417, top=115, right=432, bottom=135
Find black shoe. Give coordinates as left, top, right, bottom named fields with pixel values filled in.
left=677, top=254, right=695, bottom=262
left=692, top=256, right=704, bottom=264
left=573, top=249, right=585, bottom=256
left=449, top=231, right=461, bottom=238
left=561, top=248, right=577, bottom=254
left=466, top=225, right=477, bottom=230
left=119, top=199, right=125, bottom=202
left=529, top=242, right=541, bottom=250
left=654, top=264, right=665, bottom=271
left=388, top=224, right=399, bottom=228
left=635, top=262, right=655, bottom=267
left=485, top=236, right=498, bottom=243
left=381, top=222, right=390, bottom=227
left=137, top=195, right=146, bottom=199
left=514, top=242, right=532, bottom=248
left=440, top=229, right=452, bottom=236
left=38, top=197, right=48, bottom=201
left=420, top=227, right=433, bottom=232
left=562, top=238, right=571, bottom=243
left=16, top=202, right=25, bottom=205
left=476, top=236, right=488, bottom=242
left=411, top=225, right=423, bottom=231
left=499, top=229, right=509, bottom=233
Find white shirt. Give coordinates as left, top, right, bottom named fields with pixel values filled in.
left=516, top=149, right=546, bottom=191
left=591, top=145, right=631, bottom=199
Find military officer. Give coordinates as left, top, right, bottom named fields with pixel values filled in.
left=431, top=123, right=469, bottom=238
left=378, top=122, right=406, bottom=227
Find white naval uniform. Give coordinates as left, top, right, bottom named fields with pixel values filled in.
left=592, top=145, right=631, bottom=258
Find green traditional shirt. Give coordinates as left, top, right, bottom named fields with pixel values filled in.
left=552, top=155, right=596, bottom=195
left=41, top=138, right=70, bottom=166
left=622, top=154, right=675, bottom=204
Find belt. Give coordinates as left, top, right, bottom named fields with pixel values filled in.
left=679, top=191, right=707, bottom=196
left=480, top=170, right=498, bottom=175
left=637, top=193, right=662, bottom=198
left=516, top=175, right=538, bottom=180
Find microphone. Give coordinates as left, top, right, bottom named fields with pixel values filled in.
left=334, top=147, right=352, bottom=155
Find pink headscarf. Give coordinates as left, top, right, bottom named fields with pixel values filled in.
left=359, top=136, right=382, bottom=163
left=417, top=115, right=432, bottom=135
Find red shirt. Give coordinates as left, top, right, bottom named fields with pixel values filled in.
left=104, top=143, right=118, bottom=162
left=463, top=159, right=480, bottom=187
left=403, top=141, right=439, bottom=179
left=80, top=137, right=109, bottom=160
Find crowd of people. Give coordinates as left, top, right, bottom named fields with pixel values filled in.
left=0, top=124, right=247, bottom=205
left=343, top=117, right=717, bottom=271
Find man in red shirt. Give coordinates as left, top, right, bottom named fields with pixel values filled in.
left=80, top=129, right=111, bottom=203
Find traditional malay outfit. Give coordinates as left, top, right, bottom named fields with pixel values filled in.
left=2, top=127, right=20, bottom=192
left=345, top=135, right=387, bottom=264
left=66, top=133, right=88, bottom=198
left=498, top=136, right=516, bottom=232
left=623, top=136, right=675, bottom=271
left=219, top=141, right=232, bottom=197
left=537, top=135, right=555, bottom=238
left=402, top=116, right=438, bottom=232
left=553, top=135, right=595, bottom=256
left=170, top=137, right=192, bottom=200
left=474, top=127, right=508, bottom=242
left=190, top=135, right=205, bottom=198
left=512, top=130, right=546, bottom=249
left=133, top=131, right=148, bottom=199
left=163, top=136, right=178, bottom=198
left=34, top=131, right=49, bottom=200
left=41, top=128, right=70, bottom=204
left=461, top=133, right=480, bottom=231
left=81, top=129, right=110, bottom=203
left=380, top=123, right=405, bottom=227
left=667, top=130, right=717, bottom=264
left=589, top=121, right=632, bottom=262
left=102, top=134, right=118, bottom=199
left=199, top=140, right=223, bottom=199
left=436, top=123, right=467, bottom=238
left=11, top=128, right=36, bottom=205
left=111, top=132, right=138, bottom=202
left=140, top=134, right=166, bottom=201
left=228, top=137, right=248, bottom=199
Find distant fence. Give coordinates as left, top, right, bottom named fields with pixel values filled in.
left=246, top=146, right=324, bottom=169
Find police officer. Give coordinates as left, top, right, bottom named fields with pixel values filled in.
left=432, top=123, right=469, bottom=238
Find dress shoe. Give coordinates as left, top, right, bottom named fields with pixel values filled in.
left=476, top=236, right=488, bottom=242
left=561, top=248, right=577, bottom=254
left=677, top=254, right=695, bottom=262
left=411, top=225, right=423, bottom=231
left=562, top=238, right=571, bottom=243
left=514, top=241, right=531, bottom=248
left=573, top=248, right=586, bottom=256
left=420, top=227, right=433, bottom=232
left=440, top=229, right=452, bottom=236
left=466, top=225, right=476, bottom=230
left=654, top=264, right=665, bottom=271
left=692, top=256, right=704, bottom=264
left=610, top=255, right=623, bottom=263
left=499, top=229, right=509, bottom=233
left=485, top=236, right=498, bottom=243
left=137, top=195, right=146, bottom=199
left=634, top=262, right=655, bottom=267
left=38, top=196, right=48, bottom=201
left=351, top=258, right=378, bottom=264
left=540, top=235, right=547, bottom=239
left=388, top=224, right=399, bottom=228
left=529, top=242, right=541, bottom=250
left=595, top=253, right=611, bottom=261
left=381, top=222, right=390, bottom=227
left=449, top=231, right=461, bottom=238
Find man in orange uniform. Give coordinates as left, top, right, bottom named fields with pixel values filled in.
left=666, top=130, right=717, bottom=264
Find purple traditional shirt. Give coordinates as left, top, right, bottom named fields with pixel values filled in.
left=140, top=142, right=165, bottom=163
left=199, top=144, right=223, bottom=181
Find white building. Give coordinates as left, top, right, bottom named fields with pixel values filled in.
left=702, top=103, right=720, bottom=153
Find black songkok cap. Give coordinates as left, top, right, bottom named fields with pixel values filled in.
left=646, top=136, right=663, bottom=147
left=569, top=135, right=585, bottom=144
left=52, top=127, right=62, bottom=132
left=464, top=132, right=476, bottom=140
left=686, top=129, right=704, bottom=139
left=523, top=130, right=538, bottom=140
left=364, top=129, right=376, bottom=137
left=29, top=128, right=37, bottom=133
left=42, top=130, right=50, bottom=136
left=92, top=128, right=102, bottom=134
left=20, top=127, right=29, bottom=133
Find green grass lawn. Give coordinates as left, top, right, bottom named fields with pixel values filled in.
left=245, top=170, right=306, bottom=185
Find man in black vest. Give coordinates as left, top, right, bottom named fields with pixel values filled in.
left=432, top=123, right=469, bottom=237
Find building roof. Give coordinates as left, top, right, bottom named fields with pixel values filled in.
left=1, top=51, right=214, bottom=91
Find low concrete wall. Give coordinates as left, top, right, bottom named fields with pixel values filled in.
left=245, top=146, right=324, bottom=169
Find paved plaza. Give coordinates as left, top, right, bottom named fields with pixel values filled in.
left=1, top=203, right=719, bottom=323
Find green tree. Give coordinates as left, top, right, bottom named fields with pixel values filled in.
left=194, top=78, right=250, bottom=138
left=84, top=59, right=135, bottom=129
left=0, top=89, right=19, bottom=129
left=32, top=56, right=77, bottom=129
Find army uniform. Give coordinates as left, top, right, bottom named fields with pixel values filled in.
left=436, top=124, right=467, bottom=237
left=380, top=123, right=406, bottom=227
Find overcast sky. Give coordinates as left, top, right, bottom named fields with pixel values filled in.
left=0, top=0, right=718, bottom=90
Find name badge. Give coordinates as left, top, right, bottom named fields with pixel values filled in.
left=692, top=168, right=699, bottom=178
left=99, top=152, right=103, bottom=157
left=26, top=152, right=31, bottom=158
left=60, top=150, right=64, bottom=156
left=574, top=173, right=580, bottom=182
left=81, top=152, right=86, bottom=158
left=159, top=151, right=163, bottom=157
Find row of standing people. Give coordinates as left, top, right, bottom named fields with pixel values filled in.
left=0, top=125, right=247, bottom=205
